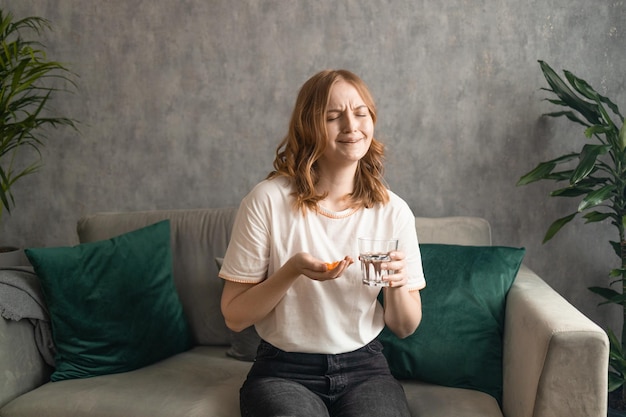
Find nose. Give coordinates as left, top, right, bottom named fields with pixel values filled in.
left=342, top=114, right=357, bottom=133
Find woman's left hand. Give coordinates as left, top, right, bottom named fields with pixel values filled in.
left=381, top=250, right=408, bottom=288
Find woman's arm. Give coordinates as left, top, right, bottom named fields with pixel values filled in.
left=383, top=288, right=422, bottom=338
left=381, top=251, right=423, bottom=338
left=220, top=253, right=352, bottom=332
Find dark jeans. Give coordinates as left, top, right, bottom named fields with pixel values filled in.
left=240, top=340, right=411, bottom=417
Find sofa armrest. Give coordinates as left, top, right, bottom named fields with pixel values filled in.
left=0, top=317, right=50, bottom=408
left=502, top=265, right=608, bottom=417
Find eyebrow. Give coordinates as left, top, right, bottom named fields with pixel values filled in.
left=326, top=105, right=368, bottom=113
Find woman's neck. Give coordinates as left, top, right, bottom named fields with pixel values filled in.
left=317, top=165, right=357, bottom=212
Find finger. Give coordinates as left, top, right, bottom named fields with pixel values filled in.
left=384, top=270, right=408, bottom=286
left=381, top=261, right=402, bottom=274
left=388, top=250, right=405, bottom=261
left=331, top=259, right=350, bottom=276
left=385, top=276, right=407, bottom=288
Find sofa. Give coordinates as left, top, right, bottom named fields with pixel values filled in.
left=0, top=207, right=609, bottom=417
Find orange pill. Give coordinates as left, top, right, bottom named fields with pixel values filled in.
left=325, top=261, right=340, bottom=270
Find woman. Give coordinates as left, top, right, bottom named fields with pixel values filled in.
left=219, top=69, right=425, bottom=417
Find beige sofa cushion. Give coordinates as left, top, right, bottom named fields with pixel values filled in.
left=415, top=216, right=491, bottom=245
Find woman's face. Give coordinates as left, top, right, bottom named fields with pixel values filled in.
left=320, top=80, right=374, bottom=169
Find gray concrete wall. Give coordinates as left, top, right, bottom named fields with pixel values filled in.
left=2, top=0, right=625, bottom=332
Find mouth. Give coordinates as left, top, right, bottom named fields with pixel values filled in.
left=338, top=137, right=364, bottom=144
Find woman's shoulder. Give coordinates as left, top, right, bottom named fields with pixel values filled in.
left=384, top=189, right=412, bottom=211
left=242, top=176, right=294, bottom=206
left=369, top=189, right=415, bottom=223
left=246, top=176, right=291, bottom=195
left=359, top=190, right=413, bottom=218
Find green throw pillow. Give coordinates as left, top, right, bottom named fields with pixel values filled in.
left=25, top=220, right=192, bottom=381
left=378, top=244, right=525, bottom=404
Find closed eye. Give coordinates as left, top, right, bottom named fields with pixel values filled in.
left=326, top=107, right=369, bottom=121
left=327, top=111, right=341, bottom=121
left=355, top=105, right=369, bottom=117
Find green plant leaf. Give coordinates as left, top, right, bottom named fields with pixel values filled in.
left=545, top=169, right=576, bottom=182
left=601, top=293, right=626, bottom=306
left=550, top=186, right=592, bottom=197
left=609, top=372, right=625, bottom=392
left=517, top=153, right=579, bottom=186
left=517, top=162, right=555, bottom=186
left=611, top=241, right=621, bottom=259
left=544, top=110, right=590, bottom=127
left=608, top=371, right=626, bottom=392
left=565, top=68, right=623, bottom=144
left=589, top=286, right=621, bottom=302
left=565, top=69, right=621, bottom=122
left=543, top=212, right=577, bottom=243
left=583, top=211, right=612, bottom=223
left=565, top=70, right=600, bottom=102
left=610, top=351, right=626, bottom=369
left=0, top=168, right=14, bottom=213
left=538, top=60, right=601, bottom=125
left=589, top=286, right=626, bottom=306
left=571, top=144, right=611, bottom=184
left=608, top=328, right=626, bottom=389
left=551, top=176, right=608, bottom=197
left=584, top=124, right=613, bottom=138
left=620, top=122, right=626, bottom=151
left=577, top=184, right=616, bottom=211
left=592, top=85, right=624, bottom=121
left=608, top=329, right=624, bottom=354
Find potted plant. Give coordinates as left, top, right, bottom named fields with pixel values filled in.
left=517, top=60, right=626, bottom=411
left=0, top=9, right=77, bottom=259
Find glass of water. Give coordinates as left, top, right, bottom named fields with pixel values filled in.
left=358, top=237, right=399, bottom=287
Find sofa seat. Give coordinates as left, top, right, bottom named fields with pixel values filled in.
left=1, top=345, right=502, bottom=417
left=1, top=346, right=248, bottom=417
left=403, top=381, right=502, bottom=417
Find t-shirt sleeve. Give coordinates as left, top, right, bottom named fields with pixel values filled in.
left=394, top=199, right=426, bottom=291
left=218, top=185, right=272, bottom=284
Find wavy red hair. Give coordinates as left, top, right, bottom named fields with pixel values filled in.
left=268, top=69, right=389, bottom=213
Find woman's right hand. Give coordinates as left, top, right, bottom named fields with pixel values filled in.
left=288, top=252, right=354, bottom=282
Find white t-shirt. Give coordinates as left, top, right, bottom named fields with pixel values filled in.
left=219, top=176, right=425, bottom=354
